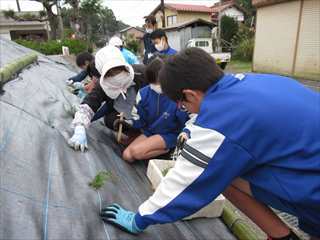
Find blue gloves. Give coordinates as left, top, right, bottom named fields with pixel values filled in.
left=68, top=125, right=88, bottom=152
left=100, top=204, right=142, bottom=234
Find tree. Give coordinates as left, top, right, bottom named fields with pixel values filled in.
left=235, top=0, right=256, bottom=27
left=79, top=0, right=122, bottom=46
left=64, top=0, right=81, bottom=38
left=124, top=34, right=140, bottom=54
left=80, top=0, right=103, bottom=44
left=221, top=15, right=238, bottom=43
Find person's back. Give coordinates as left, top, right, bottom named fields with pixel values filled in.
left=198, top=73, right=320, bottom=217
left=121, top=48, right=139, bottom=65
left=133, top=85, right=187, bottom=138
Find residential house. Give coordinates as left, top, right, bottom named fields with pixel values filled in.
left=119, top=26, right=145, bottom=55
left=148, top=3, right=212, bottom=28
left=119, top=26, right=145, bottom=40
left=210, top=0, right=246, bottom=23
left=252, top=0, right=320, bottom=81
left=164, top=18, right=215, bottom=51
left=0, top=11, right=49, bottom=41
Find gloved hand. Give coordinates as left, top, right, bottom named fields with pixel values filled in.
left=113, top=119, right=132, bottom=131
left=100, top=203, right=142, bottom=234
left=177, top=132, right=188, bottom=150
left=68, top=125, right=88, bottom=152
left=66, top=79, right=74, bottom=85
left=72, top=82, right=84, bottom=90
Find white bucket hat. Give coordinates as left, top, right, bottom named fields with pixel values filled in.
left=95, top=46, right=129, bottom=77
left=95, top=46, right=134, bottom=98
left=108, top=36, right=123, bottom=47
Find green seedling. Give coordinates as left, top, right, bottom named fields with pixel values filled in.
left=162, top=167, right=172, bottom=177
left=88, top=170, right=113, bottom=190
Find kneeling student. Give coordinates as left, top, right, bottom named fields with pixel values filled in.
left=114, top=56, right=189, bottom=162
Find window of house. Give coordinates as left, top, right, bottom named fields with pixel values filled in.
left=195, top=41, right=209, bottom=47
left=167, top=15, right=177, bottom=26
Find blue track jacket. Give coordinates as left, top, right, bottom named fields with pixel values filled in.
left=134, top=73, right=320, bottom=231
left=130, top=85, right=189, bottom=145
left=121, top=48, right=139, bottom=65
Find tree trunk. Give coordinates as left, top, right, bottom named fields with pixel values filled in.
left=16, top=0, right=21, bottom=12
left=42, top=1, right=63, bottom=40
left=71, top=1, right=81, bottom=38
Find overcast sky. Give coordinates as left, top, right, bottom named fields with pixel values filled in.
left=0, top=0, right=217, bottom=26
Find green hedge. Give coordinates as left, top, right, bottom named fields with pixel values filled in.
left=14, top=39, right=88, bottom=55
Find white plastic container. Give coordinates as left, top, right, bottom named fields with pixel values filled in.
left=147, top=159, right=225, bottom=220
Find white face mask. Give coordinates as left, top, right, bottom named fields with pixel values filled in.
left=100, top=71, right=133, bottom=99
left=150, top=84, right=162, bottom=94
left=155, top=39, right=166, bottom=52
left=146, top=28, right=153, bottom=33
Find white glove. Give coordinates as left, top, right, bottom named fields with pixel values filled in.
left=68, top=125, right=88, bottom=152
left=72, top=82, right=84, bottom=90
left=66, top=79, right=74, bottom=85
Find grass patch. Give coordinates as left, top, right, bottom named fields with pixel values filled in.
left=88, top=170, right=114, bottom=190
left=226, top=60, right=252, bottom=73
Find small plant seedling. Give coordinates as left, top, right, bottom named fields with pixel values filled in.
left=162, top=167, right=172, bottom=177
left=88, top=170, right=113, bottom=190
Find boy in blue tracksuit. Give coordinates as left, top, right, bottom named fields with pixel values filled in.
left=150, top=29, right=177, bottom=56
left=114, top=56, right=188, bottom=162
left=101, top=48, right=320, bottom=239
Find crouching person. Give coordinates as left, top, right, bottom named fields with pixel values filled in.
left=114, top=56, right=189, bottom=162
left=68, top=46, right=145, bottom=151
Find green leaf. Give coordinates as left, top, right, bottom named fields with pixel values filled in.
left=88, top=170, right=114, bottom=190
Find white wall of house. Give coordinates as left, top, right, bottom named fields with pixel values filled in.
left=166, top=31, right=181, bottom=51
left=221, top=7, right=244, bottom=22
left=0, top=32, right=11, bottom=40
left=253, top=0, right=320, bottom=80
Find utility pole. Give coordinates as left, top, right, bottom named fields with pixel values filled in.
left=161, top=0, right=165, bottom=28
left=217, top=0, right=222, bottom=52
left=16, top=0, right=21, bottom=12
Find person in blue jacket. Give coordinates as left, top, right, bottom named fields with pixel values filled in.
left=143, top=15, right=157, bottom=64
left=151, top=29, right=177, bottom=56
left=100, top=48, right=320, bottom=239
left=108, top=36, right=139, bottom=65
left=113, top=55, right=189, bottom=162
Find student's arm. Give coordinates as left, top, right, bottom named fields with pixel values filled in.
left=129, top=91, right=147, bottom=129
left=134, top=122, right=254, bottom=230
left=72, top=82, right=111, bottom=128
left=69, top=70, right=88, bottom=83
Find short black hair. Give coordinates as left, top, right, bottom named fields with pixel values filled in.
left=76, top=52, right=94, bottom=67
left=150, top=29, right=167, bottom=42
left=159, top=47, right=224, bottom=102
left=144, top=54, right=168, bottom=84
left=144, top=15, right=156, bottom=25
left=87, top=61, right=100, bottom=78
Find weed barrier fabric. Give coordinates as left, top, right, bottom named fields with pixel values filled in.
left=0, top=39, right=235, bottom=240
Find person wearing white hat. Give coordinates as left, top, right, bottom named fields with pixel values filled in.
left=108, top=36, right=139, bottom=65
left=68, top=46, right=145, bottom=152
